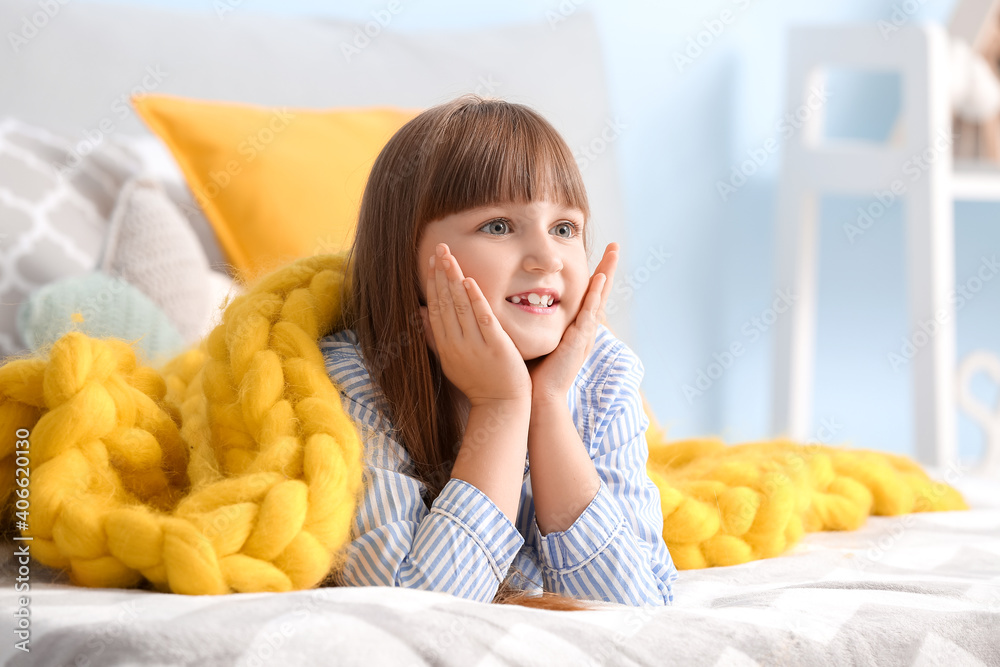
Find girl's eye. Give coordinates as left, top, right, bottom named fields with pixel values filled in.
left=479, top=218, right=581, bottom=238
left=552, top=221, right=580, bottom=238
left=480, top=218, right=510, bottom=235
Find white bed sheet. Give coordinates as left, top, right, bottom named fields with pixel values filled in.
left=1, top=474, right=997, bottom=666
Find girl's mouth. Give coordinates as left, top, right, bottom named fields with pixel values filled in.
left=507, top=300, right=558, bottom=315
left=505, top=291, right=560, bottom=314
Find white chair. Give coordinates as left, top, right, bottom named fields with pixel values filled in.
left=771, top=23, right=1000, bottom=474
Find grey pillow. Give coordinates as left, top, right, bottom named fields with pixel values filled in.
left=158, top=178, right=233, bottom=277
left=98, top=176, right=216, bottom=344
left=0, top=117, right=139, bottom=360
left=107, top=133, right=233, bottom=277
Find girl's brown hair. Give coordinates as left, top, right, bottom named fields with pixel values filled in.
left=340, top=95, right=594, bottom=609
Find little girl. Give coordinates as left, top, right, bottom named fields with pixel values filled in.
left=319, top=95, right=677, bottom=607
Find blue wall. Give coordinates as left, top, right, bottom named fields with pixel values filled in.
left=80, top=0, right=1000, bottom=465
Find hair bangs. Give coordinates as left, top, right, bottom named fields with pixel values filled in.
left=415, top=101, right=590, bottom=226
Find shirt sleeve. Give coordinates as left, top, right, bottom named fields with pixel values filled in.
left=534, top=348, right=678, bottom=606
left=332, top=397, right=525, bottom=603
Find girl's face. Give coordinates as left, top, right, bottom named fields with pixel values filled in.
left=417, top=200, right=589, bottom=361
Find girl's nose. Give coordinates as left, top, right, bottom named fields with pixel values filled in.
left=524, top=244, right=563, bottom=273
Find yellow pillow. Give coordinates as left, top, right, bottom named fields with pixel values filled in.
left=132, top=93, right=418, bottom=284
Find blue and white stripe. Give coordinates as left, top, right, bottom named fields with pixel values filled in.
left=319, top=323, right=678, bottom=606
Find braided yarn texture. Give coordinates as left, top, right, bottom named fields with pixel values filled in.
left=0, top=253, right=362, bottom=594
left=642, top=404, right=968, bottom=570
left=0, top=252, right=968, bottom=592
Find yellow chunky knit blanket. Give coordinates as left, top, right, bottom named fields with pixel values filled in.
left=0, top=252, right=967, bottom=594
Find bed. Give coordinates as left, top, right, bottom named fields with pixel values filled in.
left=1, top=471, right=996, bottom=665
left=1, top=2, right=998, bottom=666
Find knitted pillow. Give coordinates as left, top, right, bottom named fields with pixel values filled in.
left=16, top=271, right=186, bottom=364
left=0, top=117, right=139, bottom=360
left=109, top=133, right=233, bottom=277
left=98, top=177, right=224, bottom=344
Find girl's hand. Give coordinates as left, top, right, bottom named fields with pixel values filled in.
left=526, top=243, right=620, bottom=405
left=420, top=243, right=532, bottom=407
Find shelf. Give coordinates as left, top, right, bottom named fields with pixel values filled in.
left=952, top=160, right=1000, bottom=201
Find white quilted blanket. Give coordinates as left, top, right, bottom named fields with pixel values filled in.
left=1, top=473, right=997, bottom=666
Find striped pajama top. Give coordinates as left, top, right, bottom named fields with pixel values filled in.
left=318, top=323, right=678, bottom=606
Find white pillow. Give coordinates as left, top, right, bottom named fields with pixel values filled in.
left=197, top=269, right=241, bottom=342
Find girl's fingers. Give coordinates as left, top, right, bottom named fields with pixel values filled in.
left=432, top=245, right=463, bottom=343
left=461, top=277, right=494, bottom=344
left=440, top=247, right=483, bottom=344
left=568, top=272, right=606, bottom=359
left=583, top=243, right=619, bottom=327
left=600, top=244, right=619, bottom=300
left=568, top=243, right=619, bottom=334
left=587, top=273, right=608, bottom=322
left=426, top=253, right=451, bottom=347
left=573, top=272, right=604, bottom=328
